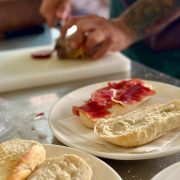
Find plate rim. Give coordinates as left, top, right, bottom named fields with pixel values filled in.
left=43, top=144, right=122, bottom=180
left=48, top=80, right=180, bottom=160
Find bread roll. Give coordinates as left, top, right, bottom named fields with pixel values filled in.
left=0, top=139, right=46, bottom=180
left=27, top=154, right=92, bottom=180
left=74, top=80, right=155, bottom=129
left=56, top=37, right=87, bottom=59
left=95, top=100, right=180, bottom=147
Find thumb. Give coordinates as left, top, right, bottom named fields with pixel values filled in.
left=56, top=1, right=71, bottom=20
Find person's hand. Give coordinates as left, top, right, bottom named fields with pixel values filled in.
left=61, top=15, right=134, bottom=59
left=40, top=0, right=71, bottom=27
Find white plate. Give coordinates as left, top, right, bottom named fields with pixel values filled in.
left=49, top=80, right=180, bottom=160
left=44, top=144, right=121, bottom=180
left=152, top=161, right=180, bottom=180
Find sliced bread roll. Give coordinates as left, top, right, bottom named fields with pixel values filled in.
left=27, top=154, right=92, bottom=180
left=0, top=139, right=46, bottom=180
left=78, top=96, right=151, bottom=129
left=95, top=100, right=180, bottom=147
left=73, top=79, right=156, bottom=129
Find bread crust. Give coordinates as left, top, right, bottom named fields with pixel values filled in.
left=27, top=154, right=92, bottom=180
left=95, top=100, right=180, bottom=147
left=0, top=139, right=46, bottom=180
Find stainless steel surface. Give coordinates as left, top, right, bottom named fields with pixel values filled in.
left=1, top=61, right=180, bottom=180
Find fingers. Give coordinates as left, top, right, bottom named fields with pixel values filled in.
left=56, top=0, right=71, bottom=20
left=46, top=16, right=54, bottom=27
left=60, top=15, right=115, bottom=59
left=69, top=29, right=85, bottom=48
left=40, top=0, right=56, bottom=27
left=69, top=21, right=97, bottom=48
left=91, top=38, right=112, bottom=59
left=70, top=27, right=111, bottom=59
left=69, top=21, right=111, bottom=59
left=40, top=0, right=71, bottom=27
left=61, top=17, right=80, bottom=38
left=85, top=30, right=105, bottom=51
left=61, top=15, right=97, bottom=38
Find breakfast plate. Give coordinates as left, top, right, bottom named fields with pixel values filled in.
left=44, top=144, right=122, bottom=180
left=49, top=80, right=180, bottom=160
left=152, top=161, right=180, bottom=180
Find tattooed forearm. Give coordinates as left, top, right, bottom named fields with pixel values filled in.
left=119, top=0, right=180, bottom=41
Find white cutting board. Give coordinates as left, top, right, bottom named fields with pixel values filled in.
left=0, top=46, right=131, bottom=93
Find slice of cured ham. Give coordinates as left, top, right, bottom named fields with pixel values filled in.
left=31, top=50, right=53, bottom=59
left=72, top=79, right=156, bottom=128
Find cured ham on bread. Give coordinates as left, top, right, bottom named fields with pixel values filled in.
left=73, top=79, right=156, bottom=128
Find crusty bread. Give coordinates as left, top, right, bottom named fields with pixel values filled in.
left=80, top=95, right=151, bottom=129
left=27, top=154, right=92, bottom=180
left=95, top=100, right=180, bottom=147
left=0, top=139, right=46, bottom=180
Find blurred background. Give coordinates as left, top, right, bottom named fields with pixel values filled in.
left=0, top=0, right=109, bottom=50
left=0, top=0, right=179, bottom=79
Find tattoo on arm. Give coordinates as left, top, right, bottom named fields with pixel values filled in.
left=120, top=0, right=180, bottom=41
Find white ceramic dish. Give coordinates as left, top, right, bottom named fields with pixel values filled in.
left=49, top=80, right=180, bottom=160
left=152, top=161, right=180, bottom=180
left=44, top=144, right=122, bottom=180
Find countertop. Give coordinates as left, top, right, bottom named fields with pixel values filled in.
left=1, top=60, right=180, bottom=180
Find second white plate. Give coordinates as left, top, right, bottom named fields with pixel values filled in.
left=152, top=161, right=180, bottom=180
left=44, top=144, right=121, bottom=180
left=49, top=80, right=180, bottom=160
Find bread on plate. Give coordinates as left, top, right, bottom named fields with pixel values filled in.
left=73, top=79, right=156, bottom=128
left=95, top=100, right=180, bottom=147
left=0, top=139, right=46, bottom=180
left=27, top=154, right=92, bottom=180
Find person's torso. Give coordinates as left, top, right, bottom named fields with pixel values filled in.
left=110, top=0, right=180, bottom=78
